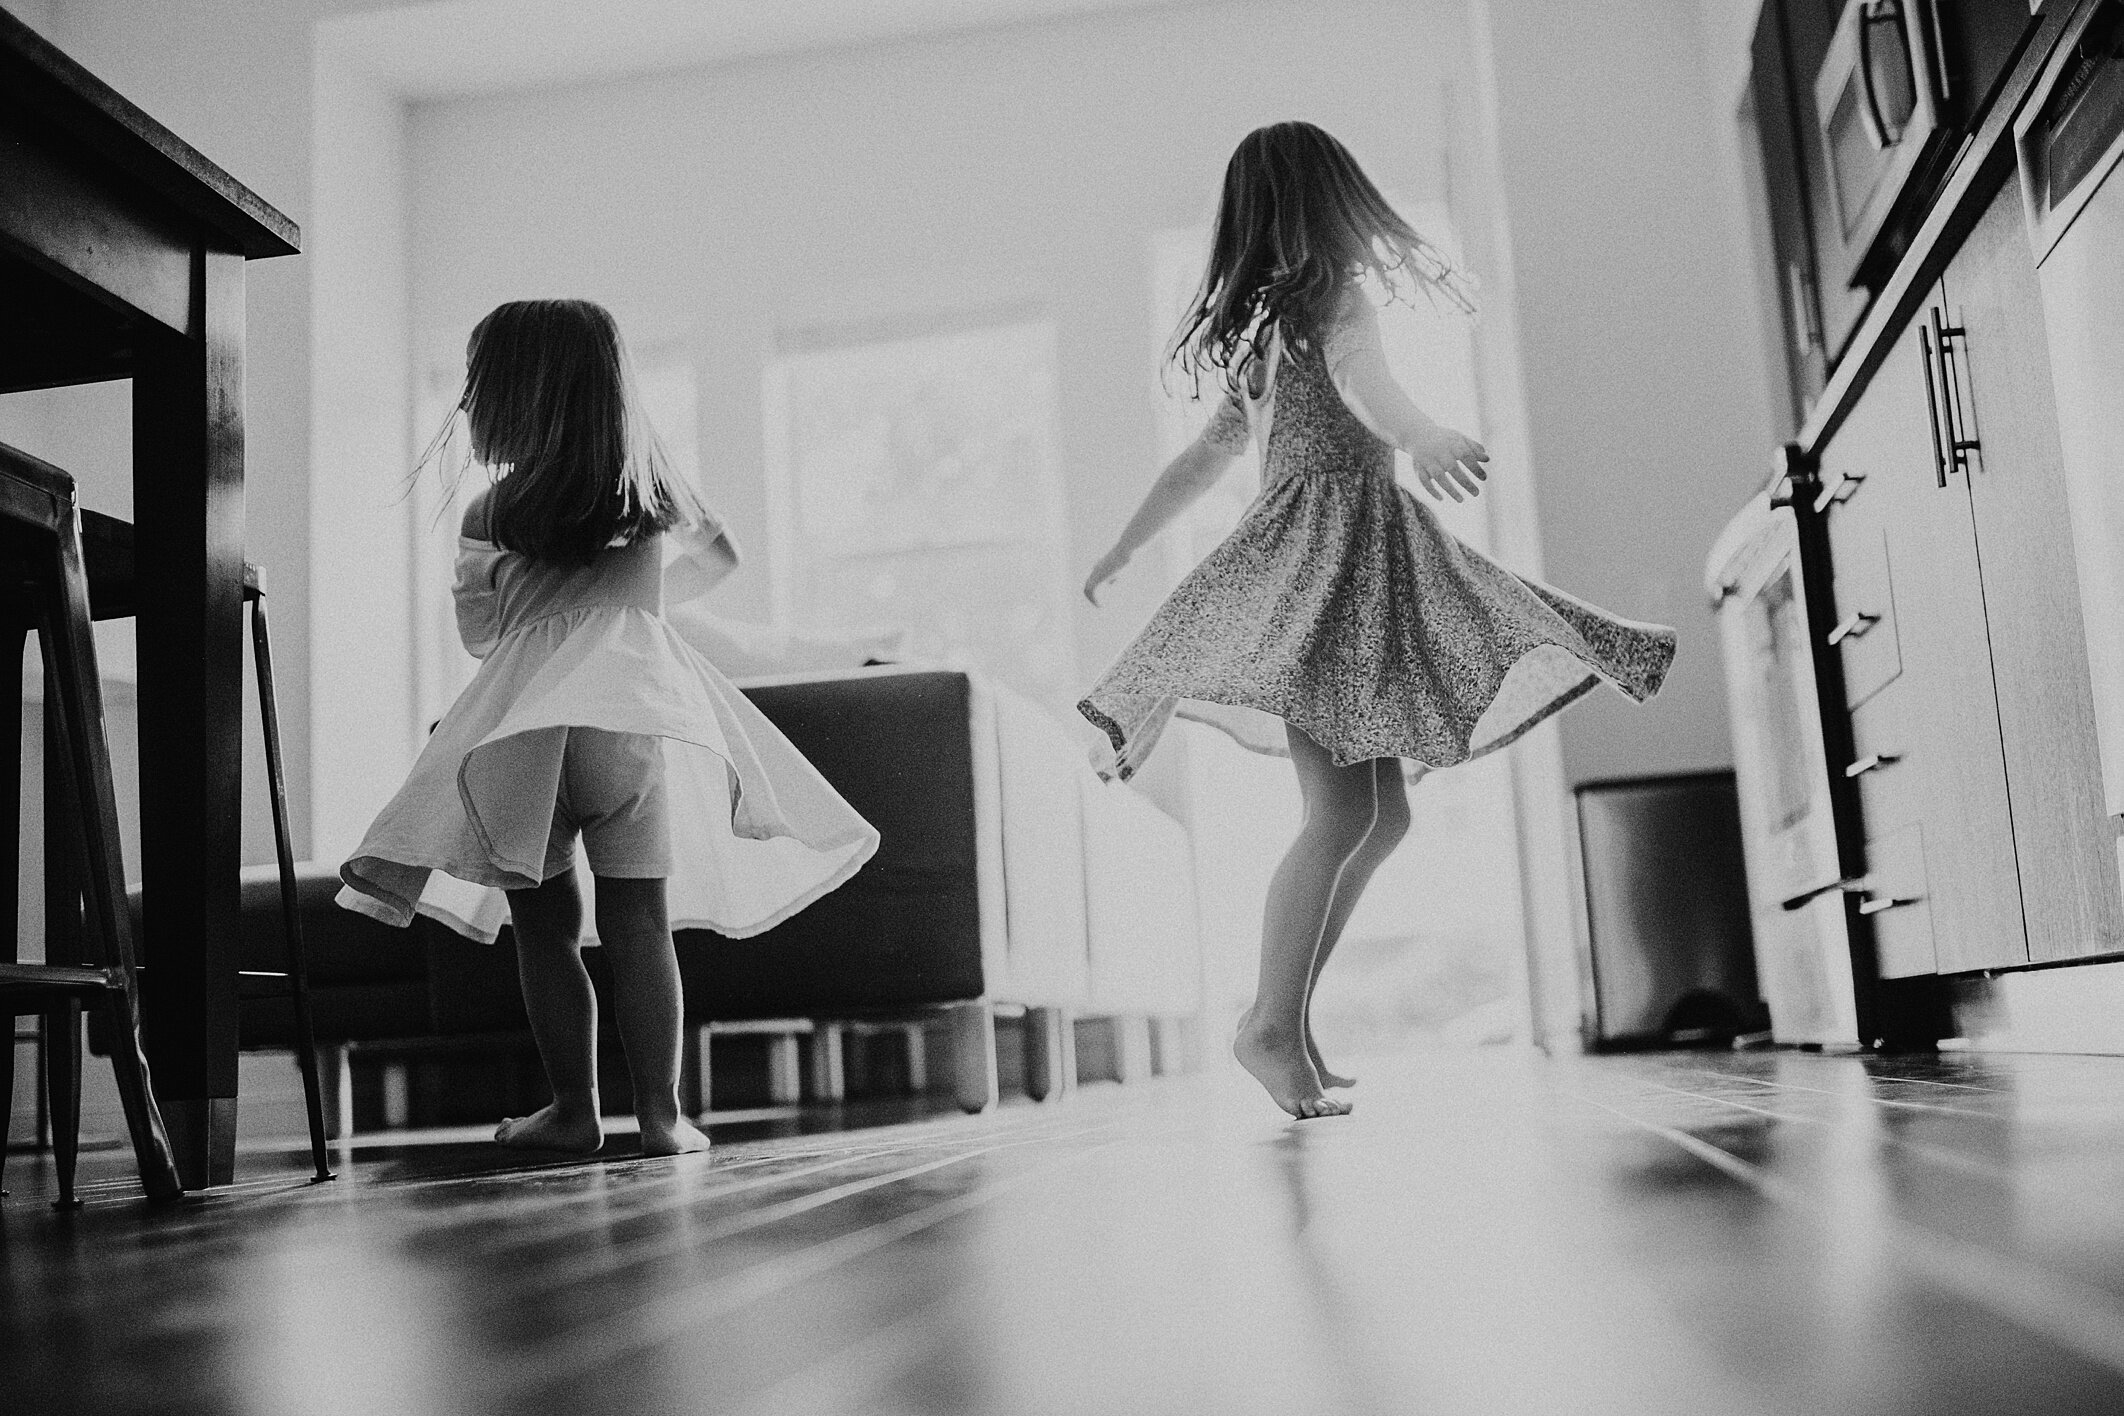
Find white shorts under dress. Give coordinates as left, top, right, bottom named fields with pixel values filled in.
left=543, top=727, right=671, bottom=880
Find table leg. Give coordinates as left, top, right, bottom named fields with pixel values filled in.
left=133, top=249, right=247, bottom=1188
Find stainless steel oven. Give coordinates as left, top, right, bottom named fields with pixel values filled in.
left=1813, top=0, right=1957, bottom=292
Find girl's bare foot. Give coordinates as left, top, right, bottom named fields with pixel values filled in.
left=1243, top=1006, right=1356, bottom=1091
left=639, top=1116, right=712, bottom=1157
left=494, top=1102, right=604, bottom=1154
left=1234, top=1017, right=1351, bottom=1119
left=1311, top=1039, right=1356, bottom=1091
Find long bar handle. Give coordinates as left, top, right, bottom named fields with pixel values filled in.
left=1933, top=306, right=1980, bottom=473
left=1921, top=321, right=1949, bottom=488
left=1828, top=610, right=1880, bottom=646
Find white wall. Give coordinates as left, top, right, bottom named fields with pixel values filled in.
left=14, top=0, right=422, bottom=861
left=402, top=0, right=1456, bottom=718
left=309, top=38, right=417, bottom=859
left=1481, top=0, right=1781, bottom=790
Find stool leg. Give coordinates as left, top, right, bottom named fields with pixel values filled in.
left=45, top=1000, right=82, bottom=1209
left=0, top=621, right=22, bottom=1193
left=40, top=659, right=87, bottom=1209
left=0, top=1017, right=14, bottom=1195
left=39, top=564, right=181, bottom=1203
left=249, top=588, right=332, bottom=1181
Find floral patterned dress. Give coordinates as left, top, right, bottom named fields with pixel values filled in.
left=1078, top=299, right=1677, bottom=778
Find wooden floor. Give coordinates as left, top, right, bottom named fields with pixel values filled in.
left=8, top=1047, right=2124, bottom=1414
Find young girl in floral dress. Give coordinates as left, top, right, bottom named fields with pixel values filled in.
left=1081, top=123, right=1675, bottom=1119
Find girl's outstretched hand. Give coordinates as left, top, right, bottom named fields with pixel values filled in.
left=1084, top=546, right=1131, bottom=606
left=1405, top=423, right=1490, bottom=503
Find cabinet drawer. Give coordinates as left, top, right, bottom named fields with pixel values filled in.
left=1820, top=480, right=1902, bottom=709
left=1860, top=822, right=1937, bottom=979
left=1847, top=683, right=1920, bottom=835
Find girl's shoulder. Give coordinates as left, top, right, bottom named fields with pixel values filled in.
left=1319, top=286, right=1382, bottom=372
left=1325, top=282, right=1378, bottom=333
left=460, top=485, right=496, bottom=542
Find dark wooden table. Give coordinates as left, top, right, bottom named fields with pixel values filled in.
left=2, top=11, right=299, bottom=1187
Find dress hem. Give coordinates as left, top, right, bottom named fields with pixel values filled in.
left=1078, top=639, right=1645, bottom=776
left=337, top=824, right=879, bottom=945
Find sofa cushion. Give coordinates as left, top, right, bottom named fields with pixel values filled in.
left=674, top=671, right=986, bottom=1016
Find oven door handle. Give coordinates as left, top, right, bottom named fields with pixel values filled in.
left=1857, top=0, right=1896, bottom=148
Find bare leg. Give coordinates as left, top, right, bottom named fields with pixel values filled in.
left=593, top=876, right=710, bottom=1156
left=497, top=869, right=604, bottom=1153
left=1303, top=758, right=1416, bottom=1086
left=1234, top=726, right=1379, bottom=1118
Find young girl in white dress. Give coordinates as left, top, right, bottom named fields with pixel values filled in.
left=338, top=299, right=879, bottom=1156
left=1080, top=123, right=1676, bottom=1119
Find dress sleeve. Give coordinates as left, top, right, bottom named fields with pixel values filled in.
left=452, top=545, right=503, bottom=660
left=1201, top=389, right=1252, bottom=454
left=662, top=511, right=742, bottom=607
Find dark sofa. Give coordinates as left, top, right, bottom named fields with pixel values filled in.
left=180, top=668, right=1203, bottom=1128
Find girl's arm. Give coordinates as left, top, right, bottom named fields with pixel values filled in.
left=1083, top=402, right=1247, bottom=605
left=663, top=513, right=741, bottom=606
left=1327, top=297, right=1489, bottom=503
left=454, top=489, right=503, bottom=659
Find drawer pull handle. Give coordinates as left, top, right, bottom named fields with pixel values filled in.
left=1858, top=894, right=1920, bottom=916
left=1780, top=876, right=1865, bottom=910
left=1828, top=611, right=1880, bottom=646
left=1812, top=472, right=1866, bottom=514
left=1845, top=752, right=1902, bottom=777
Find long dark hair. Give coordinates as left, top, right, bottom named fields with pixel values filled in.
left=1170, top=122, right=1476, bottom=399
left=433, top=299, right=705, bottom=565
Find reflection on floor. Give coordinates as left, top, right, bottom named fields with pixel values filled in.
left=8, top=1048, right=2124, bottom=1414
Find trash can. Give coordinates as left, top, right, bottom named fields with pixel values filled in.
left=1573, top=770, right=1769, bottom=1049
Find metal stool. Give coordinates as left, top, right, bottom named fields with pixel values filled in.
left=0, top=442, right=182, bottom=1206
left=79, top=517, right=332, bottom=1183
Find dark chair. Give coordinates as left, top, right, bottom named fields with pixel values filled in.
left=79, top=515, right=332, bottom=1183
left=0, top=442, right=182, bottom=1206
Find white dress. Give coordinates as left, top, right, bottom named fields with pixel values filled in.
left=336, top=516, right=880, bottom=944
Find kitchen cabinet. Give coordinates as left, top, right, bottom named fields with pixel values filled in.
left=1753, top=0, right=1830, bottom=422
left=1944, top=183, right=2124, bottom=962
left=1818, top=299, right=2026, bottom=974
left=1717, top=2, right=2118, bottom=1017
left=1809, top=173, right=2124, bottom=976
